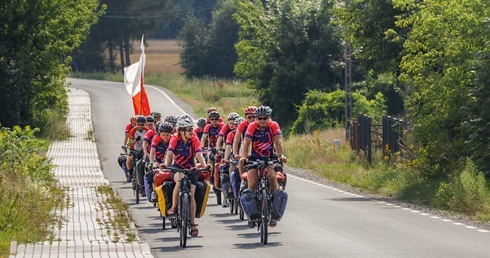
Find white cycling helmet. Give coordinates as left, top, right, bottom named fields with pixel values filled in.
left=176, top=117, right=194, bottom=129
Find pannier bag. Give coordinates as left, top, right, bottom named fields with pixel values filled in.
left=154, top=170, right=172, bottom=187
left=144, top=175, right=153, bottom=202
left=194, top=180, right=211, bottom=218
left=219, top=164, right=233, bottom=199
left=240, top=189, right=260, bottom=220
left=135, top=159, right=146, bottom=186
left=155, top=181, right=175, bottom=217
left=117, top=155, right=126, bottom=169
left=230, top=168, right=241, bottom=199
left=271, top=189, right=288, bottom=221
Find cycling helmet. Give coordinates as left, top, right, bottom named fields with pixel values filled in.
left=234, top=117, right=244, bottom=126
left=130, top=116, right=137, bottom=125
left=165, top=115, right=177, bottom=123
left=208, top=111, right=220, bottom=118
left=244, top=106, right=256, bottom=115
left=196, top=118, right=207, bottom=126
left=136, top=116, right=147, bottom=124
left=151, top=111, right=162, bottom=118
left=146, top=116, right=155, bottom=123
left=158, top=122, right=173, bottom=133
left=176, top=117, right=194, bottom=129
left=227, top=112, right=240, bottom=120
left=207, top=107, right=217, bottom=114
left=178, top=114, right=192, bottom=121
left=254, top=105, right=272, bottom=117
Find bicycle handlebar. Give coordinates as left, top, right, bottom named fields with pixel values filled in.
left=161, top=167, right=210, bottom=175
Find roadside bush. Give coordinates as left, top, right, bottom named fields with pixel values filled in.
left=436, top=158, right=490, bottom=218
left=0, top=126, right=63, bottom=254
left=291, top=89, right=386, bottom=134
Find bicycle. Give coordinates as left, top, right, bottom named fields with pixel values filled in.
left=243, top=156, right=282, bottom=245
left=166, top=166, right=210, bottom=248
left=128, top=149, right=144, bottom=204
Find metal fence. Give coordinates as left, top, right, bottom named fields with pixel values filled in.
left=350, top=114, right=408, bottom=163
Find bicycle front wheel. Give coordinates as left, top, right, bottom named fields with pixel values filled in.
left=260, top=188, right=269, bottom=244
left=180, top=192, right=190, bottom=247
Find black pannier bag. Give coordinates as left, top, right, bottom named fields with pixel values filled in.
left=240, top=189, right=259, bottom=220
left=271, top=189, right=288, bottom=221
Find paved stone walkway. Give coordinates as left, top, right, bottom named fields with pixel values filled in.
left=9, top=88, right=154, bottom=258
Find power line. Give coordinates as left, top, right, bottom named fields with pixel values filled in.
left=100, top=4, right=219, bottom=19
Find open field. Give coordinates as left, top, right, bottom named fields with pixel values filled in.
left=127, top=39, right=183, bottom=74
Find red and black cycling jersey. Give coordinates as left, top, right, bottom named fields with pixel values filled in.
left=226, top=130, right=237, bottom=146
left=150, top=135, right=170, bottom=163
left=144, top=129, right=156, bottom=154
left=167, top=134, right=202, bottom=169
left=244, top=121, right=281, bottom=159
left=203, top=123, right=224, bottom=148
left=194, top=127, right=204, bottom=141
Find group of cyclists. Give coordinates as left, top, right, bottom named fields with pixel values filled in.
left=121, top=105, right=287, bottom=237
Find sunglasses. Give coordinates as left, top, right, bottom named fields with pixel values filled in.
left=210, top=118, right=218, bottom=121
left=246, top=115, right=255, bottom=119
left=137, top=123, right=145, bottom=126
left=257, top=117, right=269, bottom=121
left=183, top=127, right=193, bottom=132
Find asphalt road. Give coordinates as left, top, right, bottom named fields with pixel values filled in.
left=70, top=78, right=489, bottom=258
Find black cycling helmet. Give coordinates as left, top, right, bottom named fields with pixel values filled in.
left=208, top=111, right=220, bottom=118
left=254, top=105, right=272, bottom=117
left=136, top=116, right=146, bottom=124
left=165, top=115, right=177, bottom=123
left=146, top=116, right=155, bottom=123
left=196, top=118, right=206, bottom=126
left=151, top=111, right=162, bottom=118
left=158, top=122, right=173, bottom=133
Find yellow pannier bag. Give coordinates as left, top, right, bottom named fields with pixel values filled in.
left=155, top=185, right=167, bottom=217
left=195, top=180, right=211, bottom=218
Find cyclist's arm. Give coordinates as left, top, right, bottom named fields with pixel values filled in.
left=149, top=146, right=156, bottom=163
left=224, top=144, right=232, bottom=162
left=143, top=141, right=149, bottom=157
left=200, top=133, right=208, bottom=148
left=195, top=152, right=207, bottom=168
left=232, top=131, right=242, bottom=158
left=123, top=133, right=129, bottom=147
left=274, top=134, right=287, bottom=163
left=165, top=150, right=174, bottom=167
left=241, top=137, right=251, bottom=160
left=216, top=136, right=224, bottom=150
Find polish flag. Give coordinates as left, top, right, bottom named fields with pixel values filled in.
left=124, top=35, right=151, bottom=116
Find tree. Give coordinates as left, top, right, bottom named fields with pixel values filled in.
left=178, top=0, right=240, bottom=78
left=0, top=0, right=100, bottom=133
left=234, top=0, right=343, bottom=127
left=396, top=0, right=489, bottom=178
left=334, top=0, right=409, bottom=116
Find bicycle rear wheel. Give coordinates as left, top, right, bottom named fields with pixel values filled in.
left=135, top=184, right=140, bottom=204
left=260, top=188, right=269, bottom=244
left=180, top=192, right=190, bottom=247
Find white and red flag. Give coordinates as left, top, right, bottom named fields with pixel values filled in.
left=124, top=35, right=151, bottom=116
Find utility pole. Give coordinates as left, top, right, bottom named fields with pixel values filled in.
left=344, top=0, right=352, bottom=139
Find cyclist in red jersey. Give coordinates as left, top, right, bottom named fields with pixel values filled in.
left=142, top=116, right=156, bottom=162
left=123, top=116, right=137, bottom=149
left=201, top=111, right=224, bottom=150
left=194, top=118, right=206, bottom=142
left=233, top=106, right=256, bottom=172
left=206, top=107, right=224, bottom=124
left=216, top=112, right=240, bottom=154
left=126, top=116, right=150, bottom=182
left=164, top=117, right=209, bottom=237
left=147, top=122, right=173, bottom=202
left=240, top=105, right=287, bottom=227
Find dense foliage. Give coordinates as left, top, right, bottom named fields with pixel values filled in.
left=394, top=0, right=489, bottom=178
left=234, top=0, right=343, bottom=127
left=178, top=0, right=239, bottom=78
left=0, top=0, right=99, bottom=135
left=291, top=90, right=386, bottom=134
